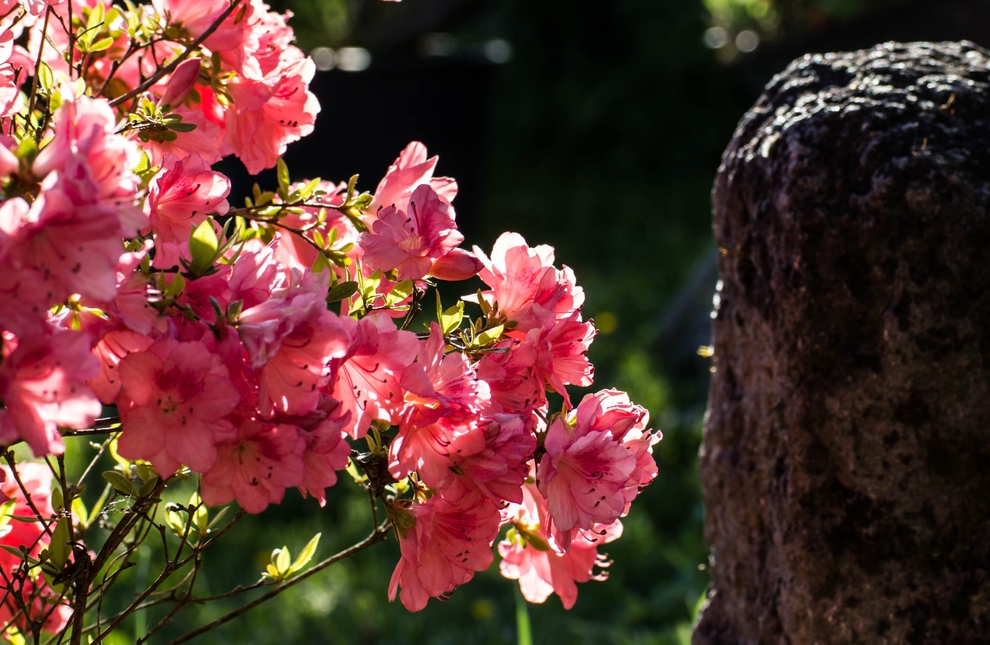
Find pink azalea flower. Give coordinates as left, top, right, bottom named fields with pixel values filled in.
left=224, top=56, right=319, bottom=174
left=389, top=323, right=491, bottom=487
left=276, top=396, right=352, bottom=505
left=237, top=270, right=351, bottom=418
left=0, top=29, right=23, bottom=119
left=175, top=265, right=231, bottom=324
left=147, top=153, right=230, bottom=263
left=399, top=323, right=490, bottom=427
left=536, top=390, right=659, bottom=541
left=389, top=417, right=485, bottom=490
left=220, top=0, right=296, bottom=78
left=107, top=242, right=163, bottom=336
left=368, top=142, right=458, bottom=219
left=0, top=198, right=56, bottom=339
left=470, top=232, right=584, bottom=333
left=499, top=483, right=621, bottom=609
left=525, top=312, right=596, bottom=406
left=439, top=412, right=537, bottom=505
left=327, top=312, right=419, bottom=438
left=226, top=244, right=280, bottom=311
left=11, top=176, right=130, bottom=304
left=475, top=338, right=544, bottom=414
left=22, top=0, right=65, bottom=17
left=0, top=135, right=18, bottom=178
left=33, top=92, right=145, bottom=232
left=0, top=331, right=101, bottom=456
left=0, top=573, right=73, bottom=635
left=152, top=0, right=253, bottom=53
left=0, top=462, right=54, bottom=570
left=361, top=184, right=478, bottom=281
left=116, top=338, right=241, bottom=476
left=388, top=493, right=501, bottom=611
left=200, top=418, right=306, bottom=513
left=88, top=327, right=155, bottom=404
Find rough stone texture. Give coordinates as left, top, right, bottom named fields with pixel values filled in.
left=695, top=41, right=990, bottom=645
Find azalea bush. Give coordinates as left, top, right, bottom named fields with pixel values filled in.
left=0, top=0, right=660, bottom=642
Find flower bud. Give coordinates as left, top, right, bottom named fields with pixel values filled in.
left=429, top=248, right=484, bottom=281
left=159, top=58, right=202, bottom=111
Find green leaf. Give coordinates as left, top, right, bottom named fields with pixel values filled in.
left=475, top=324, right=504, bottom=346
left=166, top=120, right=197, bottom=133
left=163, top=272, right=185, bottom=298
left=361, top=270, right=382, bottom=300
left=385, top=280, right=414, bottom=307
left=386, top=505, right=416, bottom=539
left=188, top=219, right=219, bottom=275
left=15, top=137, right=37, bottom=163
left=71, top=497, right=88, bottom=530
left=164, top=504, right=185, bottom=535
left=190, top=492, right=208, bottom=535
left=51, top=487, right=64, bottom=512
left=287, top=533, right=321, bottom=575
left=523, top=531, right=550, bottom=552
left=273, top=546, right=290, bottom=575
left=440, top=301, right=465, bottom=335
left=37, top=62, right=53, bottom=92
left=327, top=280, right=359, bottom=304
left=134, top=150, right=151, bottom=175
left=0, top=545, right=27, bottom=560
left=3, top=626, right=26, bottom=645
left=276, top=158, right=290, bottom=200
left=311, top=229, right=325, bottom=249
left=49, top=518, right=70, bottom=568
left=137, top=476, right=159, bottom=498
left=102, top=470, right=134, bottom=497
left=135, top=462, right=156, bottom=482
left=87, top=1, right=105, bottom=30
left=311, top=251, right=331, bottom=275
left=90, top=36, right=115, bottom=52
left=207, top=505, right=229, bottom=529
left=295, top=177, right=321, bottom=201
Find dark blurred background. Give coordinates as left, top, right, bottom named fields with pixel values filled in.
left=168, top=1, right=990, bottom=643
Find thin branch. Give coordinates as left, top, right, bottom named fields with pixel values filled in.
left=173, top=509, right=245, bottom=569
left=136, top=555, right=202, bottom=645
left=109, top=0, right=244, bottom=108
left=60, top=428, right=114, bottom=438
left=161, top=521, right=391, bottom=645
left=76, top=439, right=110, bottom=490
left=27, top=7, right=51, bottom=116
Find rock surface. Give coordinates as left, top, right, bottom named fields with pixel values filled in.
left=695, top=41, right=990, bottom=645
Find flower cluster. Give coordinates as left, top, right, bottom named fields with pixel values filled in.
left=0, top=0, right=660, bottom=627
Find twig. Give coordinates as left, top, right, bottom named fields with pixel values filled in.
left=161, top=521, right=391, bottom=645
left=27, top=7, right=51, bottom=116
